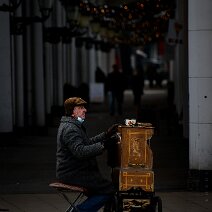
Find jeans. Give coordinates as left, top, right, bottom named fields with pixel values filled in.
left=76, top=194, right=113, bottom=212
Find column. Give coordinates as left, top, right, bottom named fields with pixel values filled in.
left=54, top=1, right=65, bottom=106
left=44, top=42, right=53, bottom=114
left=13, top=35, right=24, bottom=128
left=174, top=0, right=188, bottom=126
left=81, top=45, right=88, bottom=83
left=189, top=0, right=212, bottom=175
left=12, top=4, right=25, bottom=130
left=0, top=12, right=13, bottom=132
left=88, top=47, right=96, bottom=83
left=31, top=1, right=45, bottom=127
left=71, top=38, right=77, bottom=86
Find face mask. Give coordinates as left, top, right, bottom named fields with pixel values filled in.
left=77, top=117, right=85, bottom=123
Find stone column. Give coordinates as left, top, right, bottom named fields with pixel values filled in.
left=174, top=0, right=188, bottom=131
left=81, top=45, right=88, bottom=83
left=11, top=3, right=24, bottom=130
left=188, top=0, right=212, bottom=185
left=31, top=1, right=45, bottom=127
left=13, top=35, right=24, bottom=129
left=89, top=47, right=96, bottom=83
left=71, top=38, right=77, bottom=86
left=49, top=1, right=66, bottom=106
left=44, top=42, right=53, bottom=115
left=0, top=12, right=13, bottom=132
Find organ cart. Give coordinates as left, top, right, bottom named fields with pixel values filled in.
left=109, top=122, right=162, bottom=212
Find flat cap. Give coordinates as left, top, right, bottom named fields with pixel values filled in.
left=64, top=97, right=87, bottom=115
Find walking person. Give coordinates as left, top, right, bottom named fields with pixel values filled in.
left=105, top=64, right=126, bottom=116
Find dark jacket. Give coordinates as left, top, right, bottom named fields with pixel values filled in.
left=56, top=116, right=114, bottom=194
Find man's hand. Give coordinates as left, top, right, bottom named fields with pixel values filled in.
left=103, top=134, right=120, bottom=149
left=106, top=124, right=119, bottom=138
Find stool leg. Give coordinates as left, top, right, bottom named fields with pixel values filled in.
left=60, top=192, right=84, bottom=212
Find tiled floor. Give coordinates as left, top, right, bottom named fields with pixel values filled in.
left=0, top=192, right=212, bottom=212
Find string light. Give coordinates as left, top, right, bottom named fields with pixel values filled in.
left=75, top=0, right=176, bottom=45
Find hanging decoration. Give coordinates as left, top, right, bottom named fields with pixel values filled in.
left=59, top=0, right=176, bottom=46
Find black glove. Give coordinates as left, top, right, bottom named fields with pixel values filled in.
left=103, top=134, right=120, bottom=149
left=106, top=124, right=119, bottom=138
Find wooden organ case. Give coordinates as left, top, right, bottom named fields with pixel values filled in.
left=113, top=124, right=155, bottom=192
left=111, top=124, right=162, bottom=211
left=119, top=126, right=153, bottom=169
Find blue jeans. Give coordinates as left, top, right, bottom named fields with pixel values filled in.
left=76, top=194, right=112, bottom=212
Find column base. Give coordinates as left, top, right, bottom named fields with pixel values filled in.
left=188, top=169, right=212, bottom=191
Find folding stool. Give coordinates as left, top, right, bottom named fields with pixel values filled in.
left=49, top=182, right=87, bottom=212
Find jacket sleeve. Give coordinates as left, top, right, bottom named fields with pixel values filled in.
left=89, top=132, right=107, bottom=144
left=63, top=126, right=105, bottom=159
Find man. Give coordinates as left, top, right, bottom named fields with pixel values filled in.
left=105, top=64, right=126, bottom=116
left=56, top=97, right=119, bottom=211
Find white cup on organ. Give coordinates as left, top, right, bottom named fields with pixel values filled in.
left=125, top=119, right=136, bottom=126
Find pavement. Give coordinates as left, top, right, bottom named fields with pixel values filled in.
left=0, top=85, right=212, bottom=211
